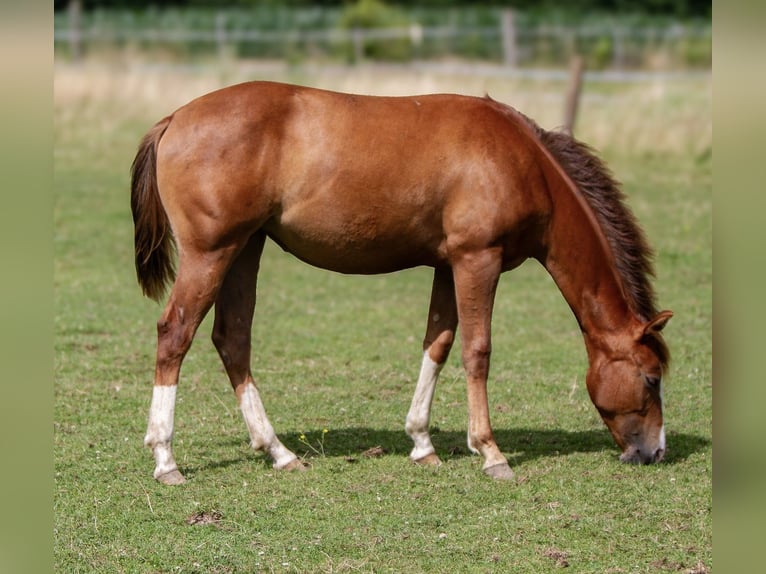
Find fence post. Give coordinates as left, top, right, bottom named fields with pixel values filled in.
left=563, top=55, right=584, bottom=136
left=68, top=0, right=82, bottom=62
left=500, top=9, right=517, bottom=67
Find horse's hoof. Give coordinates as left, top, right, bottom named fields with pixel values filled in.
left=156, top=469, right=186, bottom=485
left=413, top=453, right=443, bottom=466
left=279, top=458, right=307, bottom=472
left=484, top=462, right=514, bottom=480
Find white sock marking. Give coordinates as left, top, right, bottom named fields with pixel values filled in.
left=239, top=382, right=297, bottom=469
left=406, top=352, right=443, bottom=461
left=145, top=385, right=179, bottom=478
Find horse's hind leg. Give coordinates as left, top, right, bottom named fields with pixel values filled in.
left=211, top=233, right=302, bottom=471
left=145, top=246, right=240, bottom=485
left=406, top=266, right=458, bottom=466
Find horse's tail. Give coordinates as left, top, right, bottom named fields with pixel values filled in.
left=130, top=115, right=175, bottom=302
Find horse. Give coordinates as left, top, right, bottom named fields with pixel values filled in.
left=131, top=81, right=672, bottom=485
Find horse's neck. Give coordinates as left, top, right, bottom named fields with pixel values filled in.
left=541, top=172, right=634, bottom=346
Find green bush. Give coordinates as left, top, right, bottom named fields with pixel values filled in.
left=677, top=33, right=711, bottom=67
left=337, top=0, right=412, bottom=62
left=587, top=35, right=613, bottom=70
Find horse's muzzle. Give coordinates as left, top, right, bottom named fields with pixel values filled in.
left=620, top=446, right=665, bottom=464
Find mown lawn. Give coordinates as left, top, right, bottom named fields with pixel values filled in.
left=54, top=62, right=711, bottom=573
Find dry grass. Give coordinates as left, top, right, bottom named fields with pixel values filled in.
left=54, top=58, right=711, bottom=158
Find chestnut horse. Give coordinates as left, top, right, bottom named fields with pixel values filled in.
left=131, top=81, right=672, bottom=485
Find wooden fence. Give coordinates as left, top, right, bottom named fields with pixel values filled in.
left=55, top=4, right=711, bottom=72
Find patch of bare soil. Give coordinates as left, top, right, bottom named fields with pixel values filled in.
left=685, top=561, right=710, bottom=574
left=543, top=548, right=570, bottom=568
left=185, top=510, right=223, bottom=527
left=362, top=446, right=387, bottom=458
left=650, top=558, right=710, bottom=573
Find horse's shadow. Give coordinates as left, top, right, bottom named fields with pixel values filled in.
left=283, top=426, right=708, bottom=466
left=185, top=426, right=709, bottom=477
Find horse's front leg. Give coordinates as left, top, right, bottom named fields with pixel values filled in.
left=452, top=249, right=514, bottom=480
left=406, top=266, right=458, bottom=465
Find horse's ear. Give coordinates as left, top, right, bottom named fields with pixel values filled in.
left=643, top=310, right=673, bottom=336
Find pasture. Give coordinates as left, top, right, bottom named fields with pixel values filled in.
left=54, top=61, right=711, bottom=573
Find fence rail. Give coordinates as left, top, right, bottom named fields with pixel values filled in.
left=54, top=7, right=712, bottom=72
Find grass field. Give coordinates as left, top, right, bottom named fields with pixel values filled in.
left=54, top=61, right=711, bottom=573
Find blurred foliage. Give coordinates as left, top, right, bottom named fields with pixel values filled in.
left=337, top=0, right=412, bottom=62
left=339, top=0, right=408, bottom=28
left=54, top=0, right=711, bottom=68
left=54, top=0, right=711, bottom=20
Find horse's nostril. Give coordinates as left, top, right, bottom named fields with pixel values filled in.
left=620, top=449, right=640, bottom=464
left=653, top=448, right=665, bottom=463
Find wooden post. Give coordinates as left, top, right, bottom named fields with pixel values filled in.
left=563, top=55, right=584, bottom=136
left=500, top=9, right=517, bottom=67
left=68, top=0, right=82, bottom=62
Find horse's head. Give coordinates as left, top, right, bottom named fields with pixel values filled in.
left=586, top=310, right=673, bottom=464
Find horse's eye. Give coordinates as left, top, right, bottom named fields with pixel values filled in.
left=645, top=375, right=661, bottom=387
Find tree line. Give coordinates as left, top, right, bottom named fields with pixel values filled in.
left=54, top=0, right=711, bottom=20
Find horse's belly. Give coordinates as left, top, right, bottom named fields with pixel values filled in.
left=264, top=212, right=442, bottom=274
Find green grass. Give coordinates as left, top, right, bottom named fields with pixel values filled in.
left=54, top=63, right=711, bottom=573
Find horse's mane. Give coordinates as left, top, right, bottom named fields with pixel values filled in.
left=497, top=103, right=660, bottom=322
